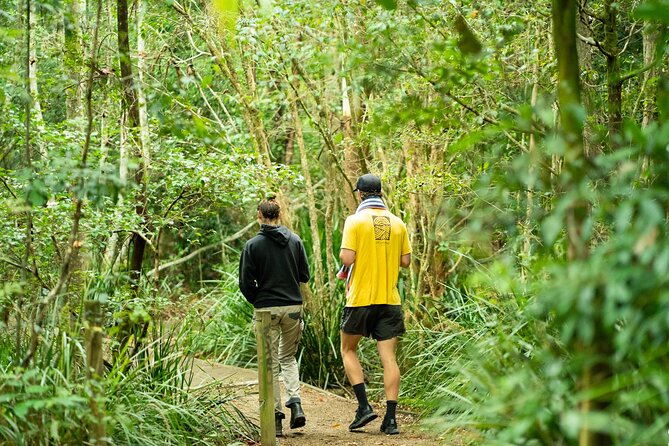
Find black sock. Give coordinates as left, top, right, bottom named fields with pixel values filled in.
left=352, top=383, right=369, bottom=409
left=385, top=400, right=397, bottom=420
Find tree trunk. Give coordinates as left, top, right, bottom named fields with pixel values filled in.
left=289, top=85, right=325, bottom=295
left=553, top=2, right=610, bottom=445
left=118, top=0, right=138, bottom=129
left=641, top=23, right=659, bottom=128
left=26, top=1, right=46, bottom=161
left=576, top=7, right=596, bottom=157
left=118, top=0, right=146, bottom=290
left=17, top=0, right=34, bottom=363
left=324, top=185, right=337, bottom=299
left=64, top=0, right=86, bottom=119
left=341, top=76, right=359, bottom=214
left=136, top=0, right=150, bottom=216
left=639, top=23, right=659, bottom=178
left=604, top=0, right=621, bottom=147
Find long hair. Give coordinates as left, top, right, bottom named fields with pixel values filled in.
left=257, top=193, right=280, bottom=220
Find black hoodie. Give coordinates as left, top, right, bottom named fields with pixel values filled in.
left=239, top=224, right=310, bottom=308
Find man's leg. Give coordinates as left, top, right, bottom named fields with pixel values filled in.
left=277, top=306, right=302, bottom=405
left=377, top=337, right=400, bottom=400
left=266, top=313, right=283, bottom=413
left=278, top=305, right=306, bottom=429
left=377, top=337, right=400, bottom=434
left=341, top=331, right=377, bottom=430
left=340, top=331, right=364, bottom=386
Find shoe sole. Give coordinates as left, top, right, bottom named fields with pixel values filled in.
left=349, top=412, right=378, bottom=430
left=381, top=428, right=400, bottom=435
left=290, top=416, right=306, bottom=429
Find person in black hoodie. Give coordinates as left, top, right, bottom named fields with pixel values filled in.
left=239, top=195, right=310, bottom=437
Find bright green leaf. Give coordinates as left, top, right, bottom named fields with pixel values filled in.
left=374, top=0, right=397, bottom=10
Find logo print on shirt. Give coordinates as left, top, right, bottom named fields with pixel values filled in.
left=372, top=216, right=391, bottom=241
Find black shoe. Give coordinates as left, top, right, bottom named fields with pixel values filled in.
left=275, top=411, right=285, bottom=437
left=380, top=417, right=399, bottom=435
left=287, top=402, right=306, bottom=429
left=348, top=404, right=378, bottom=430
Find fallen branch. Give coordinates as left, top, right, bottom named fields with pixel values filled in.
left=147, top=221, right=256, bottom=276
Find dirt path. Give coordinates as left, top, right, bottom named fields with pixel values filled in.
left=190, top=359, right=437, bottom=446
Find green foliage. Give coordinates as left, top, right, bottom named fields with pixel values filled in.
left=299, top=301, right=347, bottom=389
left=425, top=84, right=669, bottom=446
left=0, top=319, right=256, bottom=445
left=0, top=366, right=91, bottom=444
left=185, top=276, right=257, bottom=368
left=634, top=0, right=669, bottom=22
left=105, top=323, right=257, bottom=445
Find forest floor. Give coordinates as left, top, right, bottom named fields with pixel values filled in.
left=189, top=359, right=443, bottom=446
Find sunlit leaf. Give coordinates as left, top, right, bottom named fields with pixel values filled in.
left=212, top=0, right=239, bottom=34
left=374, top=0, right=397, bottom=10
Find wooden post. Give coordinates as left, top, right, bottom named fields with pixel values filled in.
left=85, top=300, right=106, bottom=445
left=254, top=310, right=276, bottom=444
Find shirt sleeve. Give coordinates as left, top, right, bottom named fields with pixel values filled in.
left=238, top=244, right=258, bottom=304
left=340, top=216, right=357, bottom=252
left=401, top=222, right=412, bottom=255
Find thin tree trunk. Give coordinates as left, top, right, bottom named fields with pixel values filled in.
left=523, top=54, right=541, bottom=279
left=403, top=136, right=421, bottom=303
left=324, top=187, right=336, bottom=299
left=576, top=9, right=595, bottom=157
left=26, top=1, right=46, bottom=162
left=118, top=0, right=138, bottom=128
left=341, top=76, right=358, bottom=214
left=137, top=0, right=151, bottom=246
left=604, top=0, right=621, bottom=147
left=85, top=299, right=106, bottom=445
left=553, top=2, right=610, bottom=446
left=118, top=0, right=146, bottom=291
left=639, top=23, right=659, bottom=178
left=641, top=23, right=659, bottom=129
left=288, top=84, right=324, bottom=295
left=64, top=0, right=86, bottom=119
left=17, top=0, right=34, bottom=363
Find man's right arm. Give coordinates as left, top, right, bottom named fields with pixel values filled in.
left=400, top=253, right=411, bottom=268
left=340, top=248, right=356, bottom=267
left=339, top=216, right=357, bottom=267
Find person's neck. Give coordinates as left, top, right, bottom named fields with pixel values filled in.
left=260, top=220, right=280, bottom=227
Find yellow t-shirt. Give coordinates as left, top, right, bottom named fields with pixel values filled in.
left=340, top=208, right=411, bottom=307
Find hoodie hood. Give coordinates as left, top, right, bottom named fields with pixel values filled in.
left=259, top=224, right=291, bottom=246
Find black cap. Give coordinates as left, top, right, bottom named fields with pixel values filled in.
left=353, top=174, right=382, bottom=193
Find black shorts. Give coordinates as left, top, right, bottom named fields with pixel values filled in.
left=340, top=305, right=405, bottom=341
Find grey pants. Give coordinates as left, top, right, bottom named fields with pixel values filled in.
left=255, top=305, right=303, bottom=412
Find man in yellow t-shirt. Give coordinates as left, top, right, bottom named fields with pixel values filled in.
left=339, top=174, right=411, bottom=435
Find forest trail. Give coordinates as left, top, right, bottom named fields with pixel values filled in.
left=189, top=359, right=440, bottom=446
